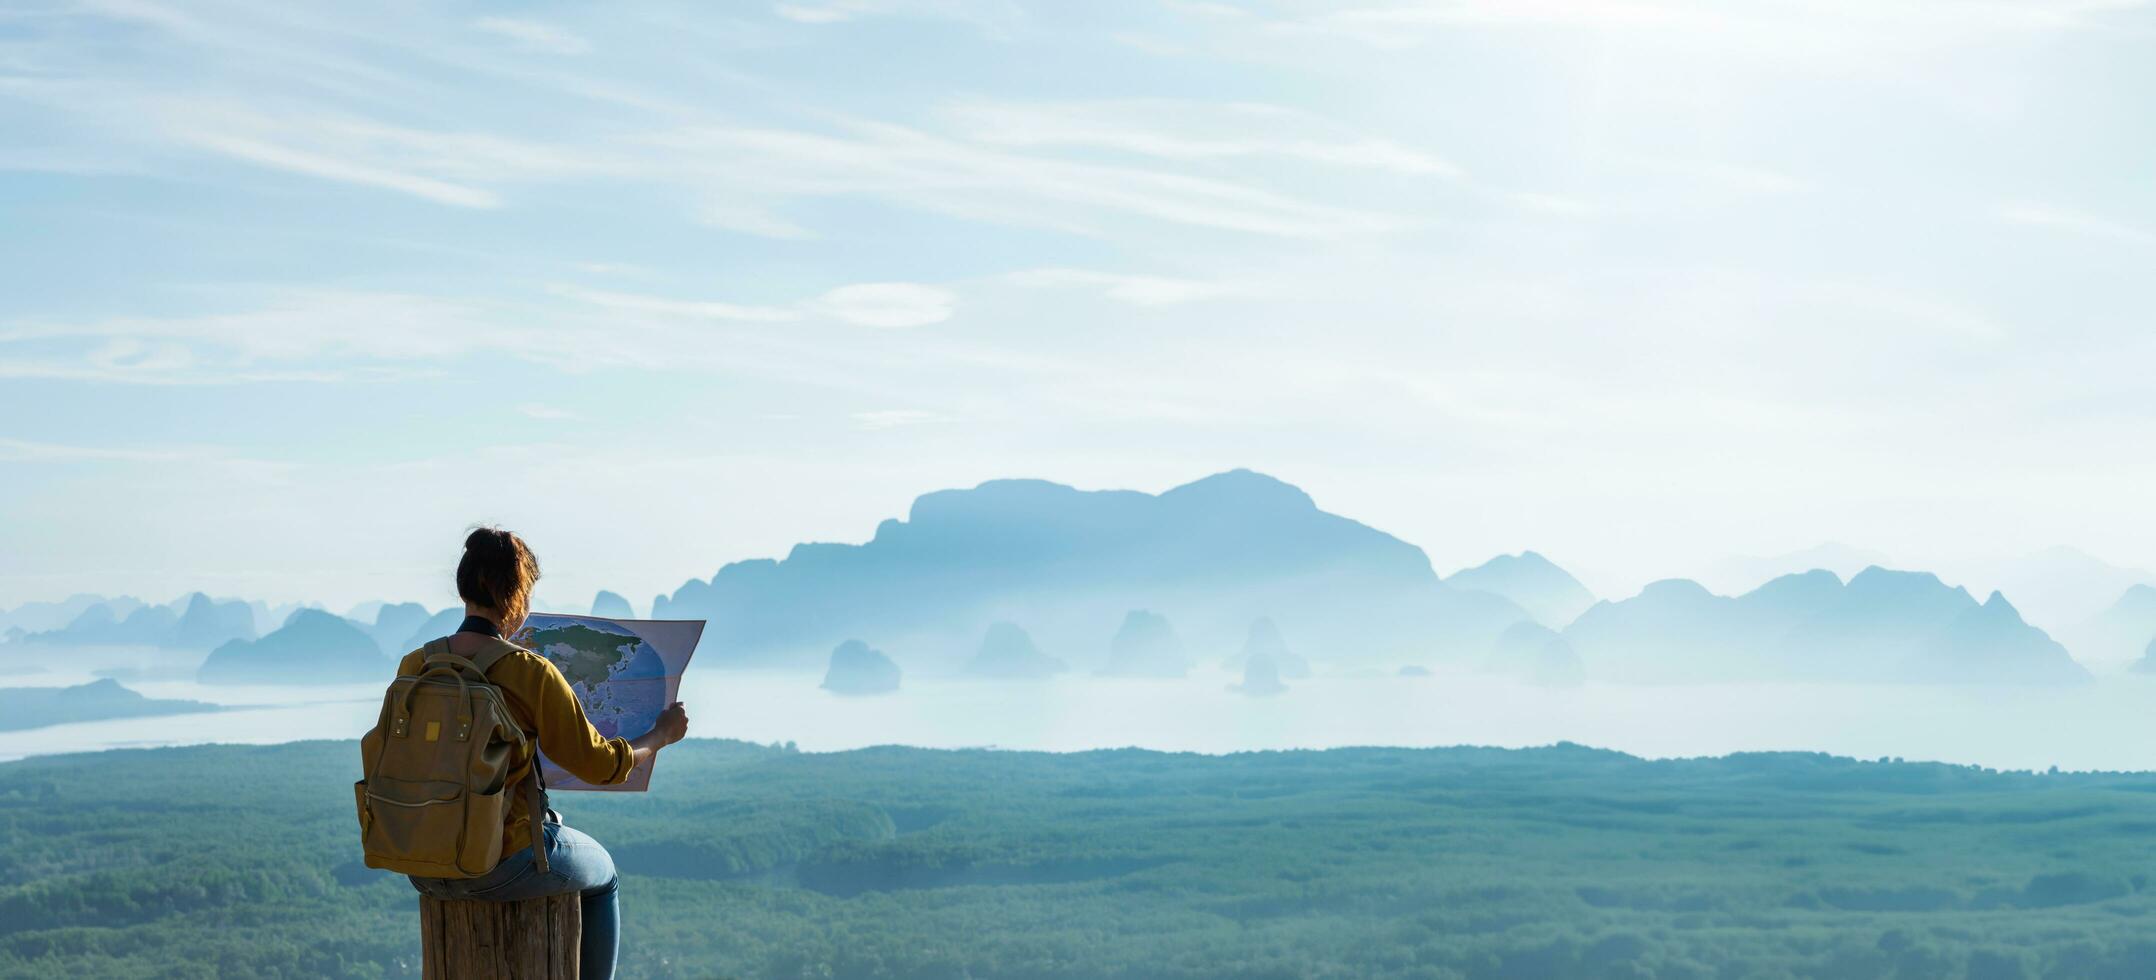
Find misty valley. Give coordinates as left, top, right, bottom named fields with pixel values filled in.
left=6, top=472, right=2156, bottom=978
left=6, top=472, right=2154, bottom=771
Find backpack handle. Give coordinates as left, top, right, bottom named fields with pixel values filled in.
left=394, top=650, right=491, bottom=742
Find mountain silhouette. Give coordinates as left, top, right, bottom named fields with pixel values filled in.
left=1935, top=547, right=2154, bottom=634
left=1231, top=646, right=1288, bottom=696
left=1224, top=617, right=1311, bottom=678
left=652, top=470, right=1527, bottom=669
left=1702, top=543, right=1893, bottom=596
left=366, top=602, right=429, bottom=655
left=2131, top=637, right=2156, bottom=676
left=964, top=622, right=1066, bottom=679
left=1564, top=567, right=2090, bottom=684
left=19, top=592, right=252, bottom=650
left=1898, top=592, right=2089, bottom=685
left=169, top=594, right=256, bottom=649
left=1099, top=610, right=1190, bottom=678
left=1444, top=552, right=1595, bottom=629
left=26, top=601, right=175, bottom=647
left=0, top=593, right=116, bottom=634
left=821, top=639, right=901, bottom=695
left=2062, top=585, right=2156, bottom=669
left=2, top=678, right=220, bottom=731
left=399, top=608, right=463, bottom=651
left=1483, top=621, right=1583, bottom=687
left=198, top=609, right=389, bottom=684
left=592, top=590, right=634, bottom=619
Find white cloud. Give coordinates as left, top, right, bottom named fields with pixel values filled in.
left=1995, top=201, right=2155, bottom=245
left=775, top=3, right=854, bottom=23
left=1006, top=268, right=1247, bottom=306
left=549, top=285, right=804, bottom=322
left=0, top=438, right=208, bottom=463
left=472, top=17, right=593, bottom=55
left=944, top=100, right=1464, bottom=178
left=0, top=290, right=632, bottom=383
left=813, top=282, right=957, bottom=328
left=770, top=0, right=1025, bottom=32
left=1618, top=154, right=1812, bottom=195
left=646, top=120, right=1400, bottom=239
left=575, top=262, right=653, bottom=277
left=850, top=409, right=944, bottom=430
left=517, top=403, right=581, bottom=421
left=108, top=96, right=610, bottom=209
left=183, top=133, right=502, bottom=208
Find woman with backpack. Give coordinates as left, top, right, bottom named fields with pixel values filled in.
left=365, top=527, right=688, bottom=980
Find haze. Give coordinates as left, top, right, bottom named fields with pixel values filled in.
left=3, top=0, right=2154, bottom=611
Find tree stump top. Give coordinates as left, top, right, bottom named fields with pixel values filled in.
left=419, top=893, right=580, bottom=980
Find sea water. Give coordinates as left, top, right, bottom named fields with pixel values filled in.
left=2, top=659, right=2150, bottom=772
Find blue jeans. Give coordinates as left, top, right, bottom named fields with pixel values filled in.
left=409, top=816, right=620, bottom=980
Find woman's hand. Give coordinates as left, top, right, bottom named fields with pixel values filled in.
left=654, top=701, right=689, bottom=746
left=629, top=702, right=689, bottom=765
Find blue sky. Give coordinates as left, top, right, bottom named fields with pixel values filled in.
left=2, top=0, right=2153, bottom=611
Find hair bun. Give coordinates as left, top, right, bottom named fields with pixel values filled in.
left=465, top=527, right=510, bottom=552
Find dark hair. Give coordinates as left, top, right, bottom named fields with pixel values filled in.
left=457, top=527, right=540, bottom=631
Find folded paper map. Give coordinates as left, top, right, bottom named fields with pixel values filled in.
left=510, top=613, right=704, bottom=792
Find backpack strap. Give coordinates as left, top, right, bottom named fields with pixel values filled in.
left=463, top=636, right=525, bottom=676
left=521, top=762, right=551, bottom=875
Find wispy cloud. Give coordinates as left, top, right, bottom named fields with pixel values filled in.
left=769, top=0, right=1026, bottom=33
left=0, top=290, right=622, bottom=383
left=775, top=3, right=855, bottom=23
left=8, top=8, right=1409, bottom=241
left=553, top=282, right=956, bottom=328
left=0, top=437, right=208, bottom=463
left=472, top=17, right=592, bottom=56
left=1995, top=201, right=2155, bottom=246
left=0, top=278, right=982, bottom=385
left=943, top=100, right=1464, bottom=178
left=183, top=133, right=502, bottom=208
left=1269, top=0, right=2144, bottom=52
left=1006, top=268, right=1248, bottom=306
left=549, top=285, right=804, bottom=323
left=849, top=409, right=946, bottom=430
left=812, top=283, right=957, bottom=328
left=647, top=120, right=1403, bottom=239
left=1618, top=154, right=1812, bottom=195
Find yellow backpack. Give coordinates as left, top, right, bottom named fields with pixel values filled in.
left=354, top=636, right=549, bottom=878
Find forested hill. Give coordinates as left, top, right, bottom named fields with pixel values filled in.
left=7, top=741, right=2156, bottom=978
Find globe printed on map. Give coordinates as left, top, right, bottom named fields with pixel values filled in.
left=516, top=615, right=668, bottom=742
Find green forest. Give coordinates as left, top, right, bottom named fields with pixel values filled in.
left=5, top=739, right=2156, bottom=979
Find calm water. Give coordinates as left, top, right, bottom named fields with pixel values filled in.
left=3, top=655, right=2152, bottom=771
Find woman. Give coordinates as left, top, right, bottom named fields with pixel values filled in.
left=403, top=527, right=688, bottom=980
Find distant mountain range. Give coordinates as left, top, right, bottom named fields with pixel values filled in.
left=1701, top=543, right=1896, bottom=597
left=652, top=470, right=1529, bottom=670
left=1703, top=545, right=2156, bottom=639
left=0, top=589, right=659, bottom=686
left=7, top=593, right=257, bottom=651
left=3, top=471, right=2145, bottom=687
left=198, top=609, right=390, bottom=685
left=1934, top=548, right=2155, bottom=637
left=1444, top=552, right=1596, bottom=629
left=1563, top=567, right=2089, bottom=685
left=2066, top=586, right=2156, bottom=670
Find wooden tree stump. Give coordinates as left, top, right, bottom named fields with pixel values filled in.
left=419, top=893, right=581, bottom=979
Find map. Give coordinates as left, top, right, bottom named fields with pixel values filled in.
left=511, top=613, right=703, bottom=792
